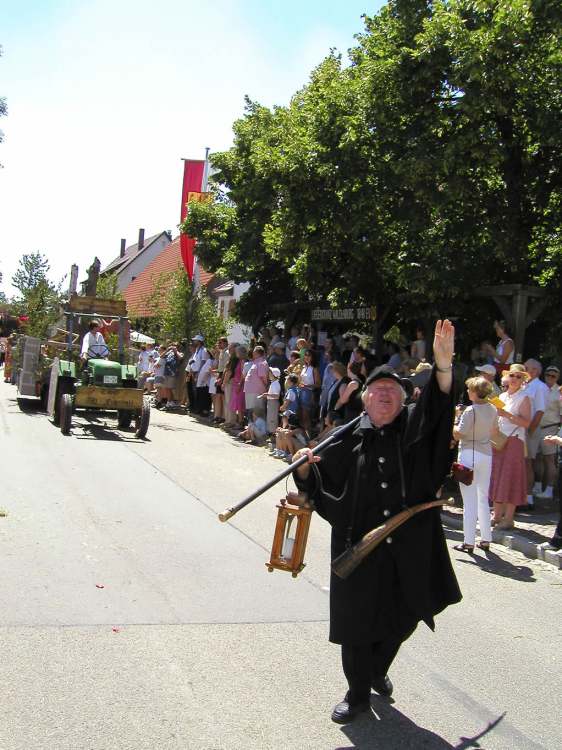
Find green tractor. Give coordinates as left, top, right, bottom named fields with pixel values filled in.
left=49, top=298, right=150, bottom=439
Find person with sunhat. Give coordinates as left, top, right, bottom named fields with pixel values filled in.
left=292, top=320, right=461, bottom=723
left=489, top=363, right=532, bottom=528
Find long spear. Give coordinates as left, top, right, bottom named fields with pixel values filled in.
left=218, top=414, right=363, bottom=522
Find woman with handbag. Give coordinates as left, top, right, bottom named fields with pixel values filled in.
left=452, top=376, right=498, bottom=553
left=489, top=364, right=532, bottom=529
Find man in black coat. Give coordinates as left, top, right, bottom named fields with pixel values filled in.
left=293, top=319, right=462, bottom=723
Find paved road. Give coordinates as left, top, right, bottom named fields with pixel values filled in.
left=0, top=380, right=560, bottom=750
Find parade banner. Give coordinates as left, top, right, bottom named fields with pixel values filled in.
left=310, top=307, right=377, bottom=322
left=180, top=159, right=206, bottom=281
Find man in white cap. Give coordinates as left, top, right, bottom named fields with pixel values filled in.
left=524, top=358, right=550, bottom=507
left=187, top=335, right=209, bottom=413
left=535, top=365, right=561, bottom=499
left=475, top=364, right=501, bottom=397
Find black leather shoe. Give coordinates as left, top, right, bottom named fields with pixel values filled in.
left=372, top=674, right=393, bottom=697
left=331, top=694, right=370, bottom=724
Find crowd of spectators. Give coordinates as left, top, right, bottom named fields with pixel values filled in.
left=134, top=324, right=436, bottom=462
left=452, top=320, right=561, bottom=552
left=133, top=319, right=561, bottom=551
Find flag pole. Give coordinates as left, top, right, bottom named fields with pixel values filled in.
left=202, top=146, right=210, bottom=191
left=192, top=147, right=210, bottom=294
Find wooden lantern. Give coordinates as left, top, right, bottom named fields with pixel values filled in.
left=266, top=494, right=313, bottom=578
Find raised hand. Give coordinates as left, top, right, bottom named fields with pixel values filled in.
left=433, top=319, right=455, bottom=371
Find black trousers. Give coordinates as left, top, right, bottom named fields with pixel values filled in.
left=187, top=377, right=196, bottom=411
left=341, top=619, right=417, bottom=705
left=196, top=386, right=211, bottom=414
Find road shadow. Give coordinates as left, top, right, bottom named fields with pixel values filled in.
left=337, top=700, right=505, bottom=749
left=73, top=417, right=150, bottom=443
left=7, top=397, right=45, bottom=418
left=509, top=526, right=553, bottom=544
left=150, top=422, right=196, bottom=433
left=444, top=528, right=536, bottom=583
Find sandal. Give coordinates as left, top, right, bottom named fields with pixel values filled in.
left=477, top=542, right=490, bottom=551
left=453, top=543, right=474, bottom=554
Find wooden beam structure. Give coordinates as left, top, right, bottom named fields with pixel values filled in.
left=476, top=284, right=549, bottom=361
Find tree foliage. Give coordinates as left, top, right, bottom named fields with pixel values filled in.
left=11, top=252, right=52, bottom=296
left=10, top=253, right=63, bottom=339
left=95, top=272, right=122, bottom=300
left=184, top=0, right=561, bottom=338
left=141, top=269, right=227, bottom=344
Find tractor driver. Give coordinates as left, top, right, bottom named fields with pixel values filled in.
left=81, top=320, right=108, bottom=362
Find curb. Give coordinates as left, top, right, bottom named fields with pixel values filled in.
left=441, top=512, right=562, bottom=570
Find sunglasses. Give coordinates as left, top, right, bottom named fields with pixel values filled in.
left=508, top=373, right=524, bottom=379
left=545, top=373, right=558, bottom=377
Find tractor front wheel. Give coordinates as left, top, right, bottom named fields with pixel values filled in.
left=134, top=397, right=150, bottom=439
left=60, top=393, right=73, bottom=435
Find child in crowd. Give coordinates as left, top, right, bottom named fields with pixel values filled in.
left=238, top=410, right=268, bottom=444
left=281, top=374, right=300, bottom=424
left=285, top=351, right=303, bottom=378
left=270, top=413, right=310, bottom=461
left=259, top=367, right=281, bottom=436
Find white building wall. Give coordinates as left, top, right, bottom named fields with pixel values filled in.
left=216, top=281, right=252, bottom=344
left=117, top=234, right=172, bottom=291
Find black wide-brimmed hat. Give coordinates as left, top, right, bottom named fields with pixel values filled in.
left=365, top=366, right=414, bottom=398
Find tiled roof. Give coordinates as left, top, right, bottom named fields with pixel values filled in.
left=102, top=231, right=171, bottom=275
left=123, top=236, right=215, bottom=317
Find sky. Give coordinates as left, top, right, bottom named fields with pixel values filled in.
left=0, top=0, right=383, bottom=296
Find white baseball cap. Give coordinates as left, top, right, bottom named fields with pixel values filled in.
left=191, top=334, right=204, bottom=342
left=475, top=364, right=496, bottom=376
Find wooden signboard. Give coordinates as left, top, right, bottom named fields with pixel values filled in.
left=67, top=295, right=127, bottom=317
left=74, top=386, right=143, bottom=411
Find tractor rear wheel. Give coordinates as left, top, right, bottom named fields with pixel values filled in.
left=134, top=397, right=151, bottom=439
left=60, top=393, right=73, bottom=435
left=117, top=410, right=132, bottom=429
left=53, top=378, right=74, bottom=426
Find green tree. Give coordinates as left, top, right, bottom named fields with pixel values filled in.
left=183, top=99, right=300, bottom=328
left=11, top=253, right=63, bottom=339
left=140, top=269, right=227, bottom=344
left=12, top=252, right=51, bottom=295
left=185, top=0, right=561, bottom=351
left=95, top=272, right=122, bottom=300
